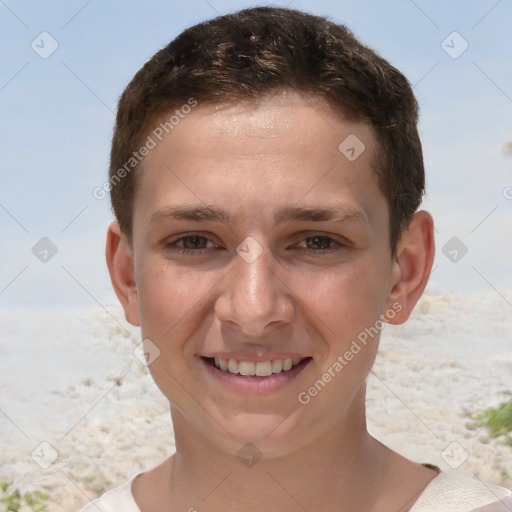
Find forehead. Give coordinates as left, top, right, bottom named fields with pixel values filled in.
left=134, top=91, right=385, bottom=234
left=153, top=92, right=375, bottom=163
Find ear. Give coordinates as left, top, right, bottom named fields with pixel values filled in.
left=105, top=221, right=140, bottom=326
left=385, top=211, right=435, bottom=324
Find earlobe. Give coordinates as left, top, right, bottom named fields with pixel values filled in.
left=386, top=211, right=435, bottom=325
left=105, top=221, right=140, bottom=327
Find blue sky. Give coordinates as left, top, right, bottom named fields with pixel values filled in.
left=1, top=0, right=511, bottom=308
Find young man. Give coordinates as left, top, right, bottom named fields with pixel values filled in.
left=80, top=7, right=512, bottom=512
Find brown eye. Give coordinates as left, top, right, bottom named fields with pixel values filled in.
left=165, top=234, right=218, bottom=253
left=181, top=235, right=208, bottom=249
left=304, top=236, right=335, bottom=250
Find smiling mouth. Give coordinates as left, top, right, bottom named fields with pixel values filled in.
left=202, top=356, right=310, bottom=377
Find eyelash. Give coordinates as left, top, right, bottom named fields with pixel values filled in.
left=166, top=233, right=344, bottom=255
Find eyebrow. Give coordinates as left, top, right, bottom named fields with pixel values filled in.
left=149, top=204, right=369, bottom=226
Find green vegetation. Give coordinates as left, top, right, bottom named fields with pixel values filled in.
left=470, top=391, right=512, bottom=448
left=0, top=482, right=49, bottom=512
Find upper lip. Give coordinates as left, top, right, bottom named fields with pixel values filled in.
left=201, top=353, right=310, bottom=362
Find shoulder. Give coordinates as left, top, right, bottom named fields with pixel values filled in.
left=410, top=472, right=512, bottom=512
left=77, top=474, right=141, bottom=512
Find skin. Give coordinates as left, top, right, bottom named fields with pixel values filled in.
left=106, top=90, right=436, bottom=512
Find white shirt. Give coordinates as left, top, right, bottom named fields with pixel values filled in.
left=78, top=471, right=512, bottom=512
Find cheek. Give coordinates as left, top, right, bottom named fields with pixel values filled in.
left=135, top=262, right=219, bottom=404
left=296, top=260, right=389, bottom=397
left=293, top=266, right=384, bottom=419
left=297, top=259, right=387, bottom=341
left=136, top=260, right=218, bottom=345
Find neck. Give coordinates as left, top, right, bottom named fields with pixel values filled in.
left=133, top=384, right=438, bottom=512
left=166, top=391, right=389, bottom=511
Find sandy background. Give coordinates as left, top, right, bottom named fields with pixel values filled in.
left=0, top=290, right=511, bottom=511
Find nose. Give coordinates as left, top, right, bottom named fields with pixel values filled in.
left=214, top=242, right=294, bottom=338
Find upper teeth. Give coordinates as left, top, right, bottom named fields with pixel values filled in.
left=213, top=357, right=303, bottom=376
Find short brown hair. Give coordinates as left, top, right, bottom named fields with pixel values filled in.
left=109, top=6, right=424, bottom=254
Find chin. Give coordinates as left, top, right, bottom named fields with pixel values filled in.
left=208, top=411, right=310, bottom=458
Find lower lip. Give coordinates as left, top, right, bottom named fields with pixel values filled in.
left=200, top=357, right=311, bottom=394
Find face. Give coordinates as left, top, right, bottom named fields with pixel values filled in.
left=119, top=91, right=403, bottom=456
